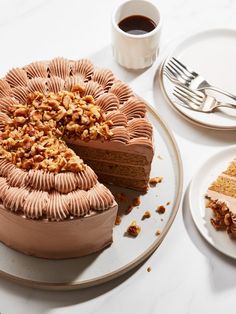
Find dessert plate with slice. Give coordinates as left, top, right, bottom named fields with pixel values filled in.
left=189, top=145, right=236, bottom=259
left=160, top=28, right=236, bottom=130
left=0, top=58, right=183, bottom=289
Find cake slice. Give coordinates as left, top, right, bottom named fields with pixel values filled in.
left=206, top=159, right=236, bottom=238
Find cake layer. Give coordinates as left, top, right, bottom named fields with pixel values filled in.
left=208, top=175, right=236, bottom=198
left=97, top=173, right=148, bottom=191
left=71, top=145, right=150, bottom=166
left=83, top=159, right=149, bottom=178
left=68, top=141, right=153, bottom=191
left=0, top=202, right=118, bottom=259
left=224, top=161, right=236, bottom=176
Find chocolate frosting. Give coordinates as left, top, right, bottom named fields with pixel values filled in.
left=0, top=57, right=153, bottom=221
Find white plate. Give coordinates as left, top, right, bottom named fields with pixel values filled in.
left=189, top=145, right=236, bottom=259
left=0, top=103, right=183, bottom=290
left=160, top=28, right=236, bottom=130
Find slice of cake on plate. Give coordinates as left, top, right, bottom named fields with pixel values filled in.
left=0, top=57, right=154, bottom=258
left=206, top=158, right=236, bottom=238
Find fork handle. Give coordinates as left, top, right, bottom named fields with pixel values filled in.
left=218, top=101, right=236, bottom=109
left=200, top=86, right=236, bottom=102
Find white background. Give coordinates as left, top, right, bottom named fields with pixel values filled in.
left=0, top=0, right=236, bottom=313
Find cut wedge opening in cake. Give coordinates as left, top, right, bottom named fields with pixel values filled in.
left=206, top=159, right=236, bottom=239
left=0, top=57, right=154, bottom=259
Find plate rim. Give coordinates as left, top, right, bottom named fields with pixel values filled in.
left=159, top=27, right=236, bottom=131
left=0, top=102, right=183, bottom=290
left=188, top=144, right=236, bottom=259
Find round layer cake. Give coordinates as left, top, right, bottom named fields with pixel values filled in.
left=0, top=58, right=154, bottom=259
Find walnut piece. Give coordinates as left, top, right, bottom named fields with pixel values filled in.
left=127, top=221, right=141, bottom=237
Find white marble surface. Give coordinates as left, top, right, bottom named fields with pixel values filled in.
left=0, top=0, right=236, bottom=313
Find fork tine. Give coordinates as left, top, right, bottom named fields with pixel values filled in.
left=170, top=59, right=195, bottom=80
left=165, top=64, right=179, bottom=78
left=173, top=91, right=193, bottom=107
left=163, top=68, right=185, bottom=84
left=166, top=62, right=192, bottom=82
left=174, top=87, right=202, bottom=105
left=172, top=57, right=198, bottom=78
left=175, top=85, right=204, bottom=100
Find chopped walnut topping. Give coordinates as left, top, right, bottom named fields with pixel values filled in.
left=133, top=196, right=141, bottom=206
left=127, top=221, right=141, bottom=237
left=149, top=176, right=163, bottom=187
left=156, top=205, right=166, bottom=214
left=0, top=89, right=113, bottom=173
left=208, top=199, right=232, bottom=231
left=115, top=215, right=122, bottom=225
left=142, top=211, right=151, bottom=220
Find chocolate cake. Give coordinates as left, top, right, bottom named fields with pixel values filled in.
left=0, top=57, right=154, bottom=258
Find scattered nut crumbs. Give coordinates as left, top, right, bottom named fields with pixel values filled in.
left=115, top=215, right=121, bottom=225
left=142, top=211, right=151, bottom=220
left=166, top=201, right=170, bottom=206
left=133, top=196, right=141, bottom=206
left=161, top=218, right=164, bottom=222
left=125, top=205, right=133, bottom=214
left=155, top=229, right=161, bottom=236
left=115, top=192, right=128, bottom=202
left=147, top=266, right=152, bottom=272
left=156, top=205, right=166, bottom=214
left=157, top=155, right=163, bottom=160
left=127, top=221, right=141, bottom=237
left=149, top=176, right=163, bottom=187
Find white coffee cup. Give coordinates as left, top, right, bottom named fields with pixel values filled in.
left=111, top=0, right=162, bottom=69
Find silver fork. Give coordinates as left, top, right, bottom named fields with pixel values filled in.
left=173, top=85, right=236, bottom=113
left=164, top=57, right=236, bottom=102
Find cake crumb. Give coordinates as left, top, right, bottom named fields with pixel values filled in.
left=161, top=218, right=164, bottom=222
left=166, top=201, right=170, bottom=206
left=115, top=215, right=122, bottom=225
left=125, top=205, right=133, bottom=214
left=149, top=176, right=163, bottom=187
left=147, top=266, right=152, bottom=272
left=156, top=205, right=166, bottom=214
left=133, top=196, right=141, bottom=206
left=157, top=155, right=163, bottom=160
left=127, top=221, right=141, bottom=237
left=155, top=229, right=161, bottom=236
left=115, top=192, right=128, bottom=202
left=142, top=211, right=151, bottom=220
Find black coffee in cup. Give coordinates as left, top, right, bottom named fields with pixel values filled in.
left=118, top=15, right=156, bottom=35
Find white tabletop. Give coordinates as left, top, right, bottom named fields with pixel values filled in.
left=0, top=0, right=236, bottom=313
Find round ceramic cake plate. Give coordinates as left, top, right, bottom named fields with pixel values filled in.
left=0, top=103, right=183, bottom=290
left=189, top=145, right=236, bottom=259
left=160, top=28, right=236, bottom=130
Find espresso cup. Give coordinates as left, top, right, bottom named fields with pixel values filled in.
left=111, top=0, right=162, bottom=69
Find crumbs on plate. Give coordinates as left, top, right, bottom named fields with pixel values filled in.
left=156, top=205, right=166, bottom=214
left=149, top=176, right=163, bottom=187
left=126, top=221, right=141, bottom=237
left=142, top=211, right=151, bottom=220
left=155, top=229, right=161, bottom=236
